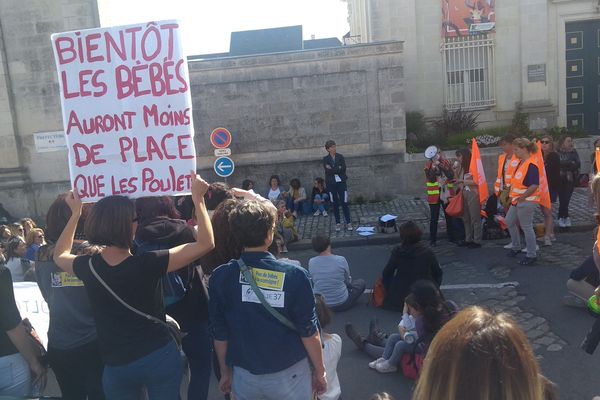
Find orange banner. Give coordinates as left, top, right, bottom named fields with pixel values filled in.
left=469, top=139, right=489, bottom=204
left=442, top=0, right=496, bottom=38
left=535, top=140, right=551, bottom=209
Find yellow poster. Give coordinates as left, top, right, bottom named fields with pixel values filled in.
left=239, top=267, right=285, bottom=291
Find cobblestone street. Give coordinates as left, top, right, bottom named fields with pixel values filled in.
left=294, top=187, right=594, bottom=242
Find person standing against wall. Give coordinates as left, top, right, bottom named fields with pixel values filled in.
left=323, top=140, right=352, bottom=232
left=557, top=135, right=580, bottom=228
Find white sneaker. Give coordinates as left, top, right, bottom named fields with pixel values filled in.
left=375, top=360, right=397, bottom=373
left=313, top=210, right=321, bottom=216
left=368, top=357, right=385, bottom=369
left=558, top=218, right=566, bottom=228
left=347, top=223, right=353, bottom=231
left=565, top=217, right=572, bottom=227
left=335, top=223, right=341, bottom=232
left=521, top=245, right=540, bottom=253
left=543, top=237, right=552, bottom=247
left=503, top=243, right=514, bottom=250
left=322, top=211, right=328, bottom=217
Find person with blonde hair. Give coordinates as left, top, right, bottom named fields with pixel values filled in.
left=506, top=138, right=540, bottom=265
left=24, top=228, right=45, bottom=261
left=413, top=306, right=557, bottom=400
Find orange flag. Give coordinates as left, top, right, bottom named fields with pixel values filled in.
left=535, top=140, right=551, bottom=209
left=469, top=138, right=489, bottom=204
left=595, top=147, right=600, bottom=174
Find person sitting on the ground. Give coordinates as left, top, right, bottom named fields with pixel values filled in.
left=312, top=177, right=329, bottom=217
left=266, top=175, right=285, bottom=203
left=5, top=236, right=33, bottom=282
left=564, top=255, right=599, bottom=307
left=282, top=210, right=299, bottom=243
left=25, top=228, right=45, bottom=262
left=366, top=293, right=421, bottom=373
left=209, top=198, right=326, bottom=400
left=8, top=223, right=24, bottom=241
left=1, top=225, right=12, bottom=244
left=345, top=280, right=455, bottom=369
left=20, top=218, right=36, bottom=239
left=308, top=234, right=366, bottom=312
left=315, top=294, right=341, bottom=400
left=286, top=178, right=307, bottom=217
left=381, top=221, right=442, bottom=311
left=241, top=179, right=254, bottom=191
left=412, top=306, right=558, bottom=400
left=370, top=393, right=395, bottom=400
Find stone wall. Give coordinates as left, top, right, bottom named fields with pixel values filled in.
left=0, top=0, right=99, bottom=218
left=189, top=42, right=407, bottom=198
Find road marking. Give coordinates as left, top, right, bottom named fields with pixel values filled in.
left=363, top=281, right=519, bottom=294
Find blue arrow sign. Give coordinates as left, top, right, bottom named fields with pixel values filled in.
left=213, top=156, right=235, bottom=178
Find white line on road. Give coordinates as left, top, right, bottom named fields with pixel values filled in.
left=363, top=281, right=519, bottom=294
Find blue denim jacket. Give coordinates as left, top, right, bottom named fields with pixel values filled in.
left=209, top=252, right=318, bottom=374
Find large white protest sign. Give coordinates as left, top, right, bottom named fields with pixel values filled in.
left=52, top=21, right=196, bottom=202
left=13, top=282, right=50, bottom=348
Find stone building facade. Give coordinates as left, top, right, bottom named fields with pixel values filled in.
left=0, top=0, right=408, bottom=218
left=344, top=0, right=600, bottom=134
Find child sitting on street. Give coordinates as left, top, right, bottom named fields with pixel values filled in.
left=315, top=294, right=341, bottom=400
left=369, top=294, right=420, bottom=373
left=282, top=210, right=299, bottom=242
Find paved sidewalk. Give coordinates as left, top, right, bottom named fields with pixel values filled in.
left=291, top=188, right=594, bottom=248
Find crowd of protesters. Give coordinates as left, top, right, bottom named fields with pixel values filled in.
left=0, top=135, right=596, bottom=400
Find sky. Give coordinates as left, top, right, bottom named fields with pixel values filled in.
left=97, top=0, right=350, bottom=56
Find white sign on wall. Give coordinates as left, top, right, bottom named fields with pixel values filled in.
left=33, top=131, right=67, bottom=153
left=51, top=20, right=197, bottom=202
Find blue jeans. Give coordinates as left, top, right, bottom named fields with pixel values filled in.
left=286, top=198, right=305, bottom=214
left=329, top=182, right=351, bottom=224
left=382, top=334, right=413, bottom=365
left=182, top=320, right=212, bottom=400
left=312, top=194, right=329, bottom=213
left=232, top=358, right=311, bottom=400
left=0, top=353, right=31, bottom=397
left=102, top=340, right=182, bottom=400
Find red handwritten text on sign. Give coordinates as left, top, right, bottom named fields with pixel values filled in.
left=52, top=21, right=197, bottom=202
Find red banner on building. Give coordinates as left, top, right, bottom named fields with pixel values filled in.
left=442, top=0, right=496, bottom=38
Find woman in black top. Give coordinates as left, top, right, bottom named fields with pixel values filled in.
left=381, top=221, right=443, bottom=311
left=557, top=136, right=580, bottom=228
left=0, top=266, right=45, bottom=397
left=540, top=135, right=560, bottom=246
left=53, top=172, right=214, bottom=400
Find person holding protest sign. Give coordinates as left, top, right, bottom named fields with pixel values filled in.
left=36, top=193, right=104, bottom=400
left=53, top=171, right=214, bottom=400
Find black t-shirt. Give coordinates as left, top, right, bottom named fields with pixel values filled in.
left=73, top=251, right=170, bottom=366
left=0, top=266, right=22, bottom=357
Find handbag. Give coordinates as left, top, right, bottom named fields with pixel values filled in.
left=88, top=258, right=185, bottom=350
left=400, top=352, right=424, bottom=380
left=368, top=277, right=386, bottom=308
left=498, top=187, right=511, bottom=209
left=445, top=190, right=463, bottom=217
left=237, top=258, right=298, bottom=332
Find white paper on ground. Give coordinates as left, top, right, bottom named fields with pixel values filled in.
left=380, top=214, right=398, bottom=222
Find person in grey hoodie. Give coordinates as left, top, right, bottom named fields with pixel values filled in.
left=35, top=194, right=104, bottom=400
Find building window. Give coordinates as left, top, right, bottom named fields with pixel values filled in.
left=442, top=35, right=496, bottom=110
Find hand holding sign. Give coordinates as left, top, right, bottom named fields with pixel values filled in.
left=65, top=189, right=83, bottom=217
left=191, top=171, right=209, bottom=205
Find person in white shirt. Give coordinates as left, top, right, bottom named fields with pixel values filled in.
left=266, top=175, right=285, bottom=203
left=315, top=294, right=341, bottom=400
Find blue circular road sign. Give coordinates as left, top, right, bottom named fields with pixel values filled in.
left=214, top=156, right=235, bottom=178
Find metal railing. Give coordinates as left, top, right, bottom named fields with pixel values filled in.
left=442, top=35, right=496, bottom=110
